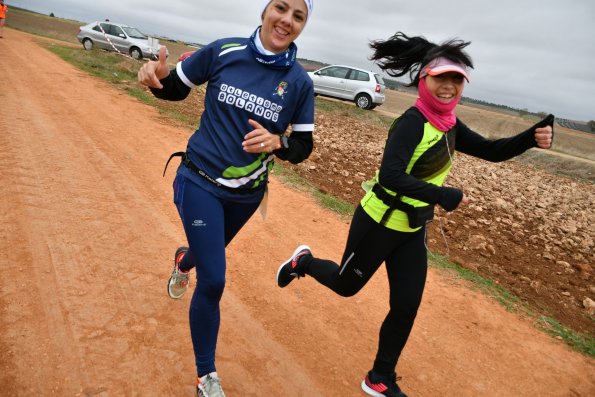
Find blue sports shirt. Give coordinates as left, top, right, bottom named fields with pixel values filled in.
left=175, top=35, right=315, bottom=202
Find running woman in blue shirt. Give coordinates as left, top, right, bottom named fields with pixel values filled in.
left=138, top=1, right=314, bottom=395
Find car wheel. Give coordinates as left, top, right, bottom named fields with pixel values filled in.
left=82, top=38, right=93, bottom=51
left=130, top=47, right=143, bottom=60
left=355, top=93, right=372, bottom=110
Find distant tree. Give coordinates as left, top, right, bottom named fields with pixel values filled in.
left=519, top=108, right=529, bottom=117
left=50, top=12, right=55, bottom=17
left=537, top=111, right=548, bottom=118
left=589, top=120, right=595, bottom=132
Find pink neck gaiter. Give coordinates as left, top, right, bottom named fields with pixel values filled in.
left=414, top=78, right=459, bottom=132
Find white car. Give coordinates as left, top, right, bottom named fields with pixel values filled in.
left=76, top=21, right=167, bottom=60
left=308, top=65, right=385, bottom=110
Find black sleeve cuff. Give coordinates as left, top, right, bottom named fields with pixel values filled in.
left=438, top=187, right=464, bottom=212
left=149, top=69, right=191, bottom=101
left=274, top=131, right=313, bottom=164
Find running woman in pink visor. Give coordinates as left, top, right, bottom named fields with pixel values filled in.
left=275, top=32, right=553, bottom=397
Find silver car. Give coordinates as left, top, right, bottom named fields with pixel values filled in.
left=308, top=65, right=385, bottom=110
left=76, top=21, right=166, bottom=60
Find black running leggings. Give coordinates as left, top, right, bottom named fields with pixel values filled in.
left=300, top=205, right=427, bottom=375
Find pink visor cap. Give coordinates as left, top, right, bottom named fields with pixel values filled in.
left=420, top=57, right=470, bottom=82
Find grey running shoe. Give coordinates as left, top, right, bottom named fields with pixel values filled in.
left=197, top=372, right=226, bottom=397
left=276, top=245, right=311, bottom=288
left=167, top=246, right=190, bottom=299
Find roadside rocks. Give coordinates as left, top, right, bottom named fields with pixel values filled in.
left=583, top=297, right=595, bottom=315
left=451, top=154, right=594, bottom=266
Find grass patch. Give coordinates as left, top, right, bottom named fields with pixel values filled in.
left=271, top=163, right=309, bottom=188
left=44, top=43, right=140, bottom=83
left=124, top=85, right=158, bottom=105
left=313, top=190, right=356, bottom=217
left=537, top=317, right=595, bottom=357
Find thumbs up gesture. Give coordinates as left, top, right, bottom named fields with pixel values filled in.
left=534, top=125, right=553, bottom=149
left=137, top=45, right=169, bottom=89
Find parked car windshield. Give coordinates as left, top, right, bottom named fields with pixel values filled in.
left=374, top=74, right=385, bottom=85
left=122, top=27, right=147, bottom=39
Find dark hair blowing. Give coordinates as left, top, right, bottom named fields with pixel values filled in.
left=369, top=31, right=474, bottom=87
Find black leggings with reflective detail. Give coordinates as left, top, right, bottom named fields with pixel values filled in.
left=300, top=205, right=428, bottom=375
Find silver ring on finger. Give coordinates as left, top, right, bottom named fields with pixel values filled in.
left=260, top=142, right=265, bottom=148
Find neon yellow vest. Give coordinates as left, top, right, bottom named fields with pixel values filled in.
left=361, top=120, right=454, bottom=232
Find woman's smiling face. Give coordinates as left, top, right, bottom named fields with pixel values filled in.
left=425, top=72, right=466, bottom=103
left=260, top=0, right=307, bottom=53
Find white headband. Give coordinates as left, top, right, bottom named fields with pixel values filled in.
left=261, top=0, right=313, bottom=21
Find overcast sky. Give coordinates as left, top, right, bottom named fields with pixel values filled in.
left=9, top=0, right=595, bottom=121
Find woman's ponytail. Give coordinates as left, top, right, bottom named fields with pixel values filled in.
left=370, top=32, right=473, bottom=87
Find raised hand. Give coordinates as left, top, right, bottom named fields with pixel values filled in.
left=535, top=125, right=553, bottom=149
left=137, top=46, right=169, bottom=89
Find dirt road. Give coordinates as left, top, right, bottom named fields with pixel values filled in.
left=1, top=29, right=593, bottom=397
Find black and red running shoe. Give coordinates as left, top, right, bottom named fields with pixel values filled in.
left=361, top=370, right=408, bottom=397
left=276, top=245, right=311, bottom=288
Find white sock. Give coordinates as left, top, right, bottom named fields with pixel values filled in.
left=200, top=371, right=218, bottom=382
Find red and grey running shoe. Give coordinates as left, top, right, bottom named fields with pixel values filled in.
left=196, top=372, right=226, bottom=397
left=167, top=246, right=190, bottom=299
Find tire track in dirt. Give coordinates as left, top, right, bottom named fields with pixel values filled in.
left=0, top=39, right=90, bottom=395
left=0, top=29, right=593, bottom=397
